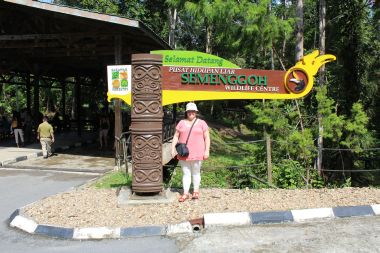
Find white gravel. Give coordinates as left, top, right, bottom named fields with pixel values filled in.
left=22, top=187, right=380, bottom=228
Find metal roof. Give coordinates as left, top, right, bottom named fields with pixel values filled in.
left=0, top=0, right=171, bottom=78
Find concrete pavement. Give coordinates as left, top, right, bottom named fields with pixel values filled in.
left=0, top=132, right=97, bottom=166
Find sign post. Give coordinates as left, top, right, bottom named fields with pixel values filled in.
left=129, top=54, right=163, bottom=193
left=107, top=50, right=335, bottom=194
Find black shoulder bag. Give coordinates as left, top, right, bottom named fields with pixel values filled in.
left=175, top=119, right=197, bottom=157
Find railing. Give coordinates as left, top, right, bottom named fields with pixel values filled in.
left=114, top=131, right=131, bottom=171
left=163, top=122, right=176, bottom=143
left=114, top=121, right=176, bottom=171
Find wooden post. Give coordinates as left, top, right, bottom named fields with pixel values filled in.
left=266, top=133, right=273, bottom=185
left=130, top=54, right=163, bottom=193
left=33, top=75, right=39, bottom=118
left=61, top=80, right=66, bottom=117
left=76, top=78, right=81, bottom=136
left=26, top=74, right=31, bottom=111
left=114, top=35, right=122, bottom=156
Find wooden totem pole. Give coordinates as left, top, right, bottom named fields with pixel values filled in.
left=130, top=54, right=163, bottom=193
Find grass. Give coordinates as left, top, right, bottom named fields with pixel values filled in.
left=93, top=171, right=131, bottom=188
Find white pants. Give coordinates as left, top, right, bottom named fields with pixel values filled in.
left=14, top=129, right=24, bottom=144
left=179, top=160, right=202, bottom=194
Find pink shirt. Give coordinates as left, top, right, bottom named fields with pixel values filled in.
left=176, top=119, right=209, bottom=161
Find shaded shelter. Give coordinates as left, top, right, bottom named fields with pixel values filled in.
left=0, top=0, right=170, bottom=151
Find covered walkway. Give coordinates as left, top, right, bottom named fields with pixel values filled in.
left=0, top=0, right=170, bottom=145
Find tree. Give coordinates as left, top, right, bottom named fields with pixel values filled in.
left=317, top=0, right=326, bottom=175
left=295, top=0, right=304, bottom=61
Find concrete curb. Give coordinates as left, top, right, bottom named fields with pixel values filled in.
left=0, top=139, right=96, bottom=167
left=8, top=204, right=380, bottom=240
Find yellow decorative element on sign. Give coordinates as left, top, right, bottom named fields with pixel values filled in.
left=284, top=50, right=336, bottom=94
left=107, top=92, right=131, bottom=104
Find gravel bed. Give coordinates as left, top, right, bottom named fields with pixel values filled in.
left=22, top=187, right=380, bottom=228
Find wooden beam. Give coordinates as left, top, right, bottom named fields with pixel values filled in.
left=0, top=32, right=119, bottom=41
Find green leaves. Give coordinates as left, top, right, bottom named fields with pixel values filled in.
left=340, top=102, right=374, bottom=151
left=316, top=86, right=345, bottom=140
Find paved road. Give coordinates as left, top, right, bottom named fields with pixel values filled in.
left=179, top=216, right=380, bottom=253
left=0, top=169, right=178, bottom=253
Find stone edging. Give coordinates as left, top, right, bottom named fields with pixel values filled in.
left=8, top=204, right=380, bottom=240
left=0, top=140, right=95, bottom=167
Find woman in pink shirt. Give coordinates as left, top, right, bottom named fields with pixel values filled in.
left=171, top=102, right=210, bottom=202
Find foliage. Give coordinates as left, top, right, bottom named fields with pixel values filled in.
left=0, top=82, right=26, bottom=116
left=273, top=160, right=305, bottom=189
left=315, top=86, right=345, bottom=140
left=341, top=102, right=374, bottom=150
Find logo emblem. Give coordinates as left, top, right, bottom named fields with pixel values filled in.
left=285, top=69, right=308, bottom=94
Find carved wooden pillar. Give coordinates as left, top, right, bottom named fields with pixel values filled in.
left=130, top=54, right=163, bottom=193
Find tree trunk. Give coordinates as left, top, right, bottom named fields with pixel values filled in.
left=168, top=8, right=177, bottom=48
left=317, top=0, right=326, bottom=176
left=206, top=23, right=212, bottom=55
left=295, top=0, right=304, bottom=61
left=295, top=0, right=309, bottom=187
left=269, top=2, right=275, bottom=70
left=281, top=0, right=288, bottom=58
left=205, top=21, right=214, bottom=116
left=294, top=0, right=304, bottom=131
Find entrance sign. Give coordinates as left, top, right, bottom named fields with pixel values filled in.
left=107, top=65, right=132, bottom=103
left=107, top=50, right=335, bottom=105
left=105, top=52, right=336, bottom=194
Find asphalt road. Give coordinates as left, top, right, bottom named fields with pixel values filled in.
left=179, top=216, right=380, bottom=253
left=0, top=168, right=178, bottom=253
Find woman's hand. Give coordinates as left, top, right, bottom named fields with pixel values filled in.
left=204, top=128, right=210, bottom=160
left=171, top=130, right=180, bottom=158
left=204, top=150, right=210, bottom=159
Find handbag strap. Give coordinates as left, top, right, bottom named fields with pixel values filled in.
left=185, top=118, right=198, bottom=145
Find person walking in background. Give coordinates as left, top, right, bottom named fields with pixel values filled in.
left=99, top=114, right=110, bottom=150
left=23, top=109, right=33, bottom=144
left=171, top=102, right=210, bottom=202
left=10, top=114, right=24, bottom=148
left=37, top=116, right=54, bottom=159
left=0, top=115, right=10, bottom=139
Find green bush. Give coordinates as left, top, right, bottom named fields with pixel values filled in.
left=273, top=160, right=305, bottom=189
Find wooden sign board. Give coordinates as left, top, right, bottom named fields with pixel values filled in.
left=107, top=50, right=335, bottom=105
